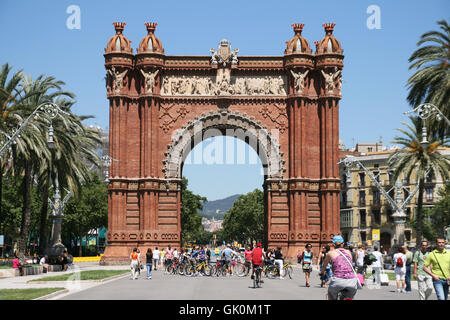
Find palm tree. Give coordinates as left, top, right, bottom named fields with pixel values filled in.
left=389, top=117, right=450, bottom=248
left=11, top=74, right=73, bottom=260
left=407, top=19, right=450, bottom=137
left=37, top=96, right=101, bottom=254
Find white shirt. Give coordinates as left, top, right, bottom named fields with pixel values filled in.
left=371, top=251, right=383, bottom=268
left=153, top=249, right=160, bottom=259
left=357, top=249, right=365, bottom=266
left=393, top=253, right=406, bottom=272
left=39, top=257, right=46, bottom=265
left=173, top=250, right=179, bottom=258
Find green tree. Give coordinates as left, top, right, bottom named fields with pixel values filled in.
left=407, top=19, right=450, bottom=137
left=221, top=189, right=264, bottom=245
left=181, top=177, right=207, bottom=245
left=62, top=174, right=108, bottom=257
left=389, top=117, right=450, bottom=248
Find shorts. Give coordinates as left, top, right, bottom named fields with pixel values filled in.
left=225, top=258, right=232, bottom=267
left=395, top=269, right=406, bottom=281
left=328, top=277, right=358, bottom=300
left=302, top=263, right=312, bottom=273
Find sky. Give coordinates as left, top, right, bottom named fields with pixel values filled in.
left=0, top=0, right=448, bottom=200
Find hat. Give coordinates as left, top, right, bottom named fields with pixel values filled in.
left=333, top=235, right=344, bottom=244
left=256, top=243, right=262, bottom=247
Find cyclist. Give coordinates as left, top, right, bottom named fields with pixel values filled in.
left=222, top=244, right=235, bottom=276
left=251, top=243, right=266, bottom=283
left=244, top=246, right=253, bottom=275
left=319, top=235, right=358, bottom=300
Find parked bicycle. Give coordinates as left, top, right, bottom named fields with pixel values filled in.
left=267, top=261, right=293, bottom=279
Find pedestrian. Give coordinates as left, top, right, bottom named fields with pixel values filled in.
left=274, top=246, right=284, bottom=280
left=319, top=236, right=359, bottom=300
left=371, top=246, right=383, bottom=285
left=146, top=248, right=153, bottom=279
left=153, top=247, right=160, bottom=270
left=318, top=245, right=332, bottom=288
left=244, top=246, right=253, bottom=273
left=413, top=241, right=433, bottom=300
left=302, top=243, right=313, bottom=286
left=222, top=244, right=235, bottom=276
left=423, top=237, right=450, bottom=300
left=404, top=246, right=413, bottom=292
left=130, top=248, right=140, bottom=280
left=393, top=246, right=407, bottom=293
left=173, top=248, right=179, bottom=262
left=206, top=247, right=211, bottom=263
left=356, top=245, right=365, bottom=275
left=165, top=245, right=174, bottom=271
left=12, top=255, right=24, bottom=276
left=160, top=248, right=165, bottom=268
left=297, top=249, right=302, bottom=264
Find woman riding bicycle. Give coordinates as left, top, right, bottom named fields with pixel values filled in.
left=319, top=235, right=358, bottom=300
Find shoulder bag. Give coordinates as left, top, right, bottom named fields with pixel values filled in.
left=336, top=249, right=363, bottom=289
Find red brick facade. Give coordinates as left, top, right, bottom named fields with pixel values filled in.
left=101, top=22, right=344, bottom=264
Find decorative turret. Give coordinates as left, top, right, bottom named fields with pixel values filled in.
left=138, top=22, right=164, bottom=54
left=315, top=23, right=343, bottom=55
left=284, top=23, right=312, bottom=54
left=105, top=22, right=133, bottom=54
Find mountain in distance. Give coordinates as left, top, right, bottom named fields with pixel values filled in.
left=199, top=194, right=241, bottom=220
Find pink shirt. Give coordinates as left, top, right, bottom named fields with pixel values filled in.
left=331, top=249, right=356, bottom=279
left=12, top=258, right=20, bottom=269
left=165, top=248, right=174, bottom=260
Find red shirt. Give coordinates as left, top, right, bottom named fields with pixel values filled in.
left=244, top=250, right=253, bottom=262
left=252, top=248, right=263, bottom=266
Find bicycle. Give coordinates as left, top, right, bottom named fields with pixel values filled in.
left=185, top=259, right=213, bottom=277
left=213, top=259, right=227, bottom=277
left=166, top=258, right=181, bottom=274
left=267, top=261, right=293, bottom=279
left=236, top=260, right=252, bottom=277
left=251, top=265, right=263, bottom=288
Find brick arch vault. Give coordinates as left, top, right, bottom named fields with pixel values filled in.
left=101, top=22, right=343, bottom=264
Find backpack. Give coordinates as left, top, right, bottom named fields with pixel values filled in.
left=396, top=256, right=404, bottom=268
left=364, top=253, right=377, bottom=266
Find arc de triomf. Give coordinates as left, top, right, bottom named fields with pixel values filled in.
left=101, top=21, right=343, bottom=264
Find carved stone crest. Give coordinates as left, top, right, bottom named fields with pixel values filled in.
left=210, top=39, right=239, bottom=66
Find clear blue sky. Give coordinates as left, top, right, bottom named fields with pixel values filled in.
left=0, top=0, right=448, bottom=200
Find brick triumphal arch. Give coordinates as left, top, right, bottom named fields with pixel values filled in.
left=101, top=22, right=344, bottom=264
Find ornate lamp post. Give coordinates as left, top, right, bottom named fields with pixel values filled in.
left=339, top=156, right=424, bottom=247
left=101, top=155, right=119, bottom=183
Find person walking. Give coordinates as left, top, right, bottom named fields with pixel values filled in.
left=160, top=248, right=165, bottom=268
left=318, top=245, right=332, bottom=288
left=356, top=245, right=365, bottom=275
left=130, top=248, right=140, bottom=280
left=393, top=246, right=407, bottom=293
left=297, top=249, right=303, bottom=264
left=413, top=241, right=433, bottom=300
left=371, top=246, right=383, bottom=285
left=302, top=244, right=313, bottom=287
left=274, top=247, right=284, bottom=280
left=153, top=247, right=160, bottom=271
left=404, top=246, right=413, bottom=293
left=165, top=245, right=174, bottom=272
left=146, top=248, right=153, bottom=279
left=423, top=237, right=450, bottom=300
left=222, top=244, right=235, bottom=276
left=319, top=236, right=359, bottom=300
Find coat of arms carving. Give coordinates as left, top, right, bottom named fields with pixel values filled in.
left=210, top=39, right=239, bottom=66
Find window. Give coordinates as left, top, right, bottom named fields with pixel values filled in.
left=372, top=209, right=381, bottom=225
left=368, top=147, right=373, bottom=152
left=373, top=190, right=380, bottom=204
left=426, top=188, right=433, bottom=201
left=359, top=173, right=365, bottom=186
left=387, top=208, right=393, bottom=223
left=406, top=208, right=411, bottom=222
left=360, top=231, right=367, bottom=242
left=388, top=171, right=394, bottom=184
left=374, top=171, right=380, bottom=182
left=359, top=191, right=366, bottom=206
left=405, top=230, right=411, bottom=242
left=342, top=192, right=347, bottom=207
left=360, top=209, right=366, bottom=228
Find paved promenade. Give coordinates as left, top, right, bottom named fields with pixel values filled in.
left=0, top=261, right=435, bottom=300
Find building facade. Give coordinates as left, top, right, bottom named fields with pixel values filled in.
left=339, top=143, right=449, bottom=250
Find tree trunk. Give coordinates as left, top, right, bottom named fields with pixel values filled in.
left=18, top=161, right=32, bottom=260
left=416, top=178, right=425, bottom=249
left=38, top=174, right=50, bottom=255
left=79, top=234, right=83, bottom=257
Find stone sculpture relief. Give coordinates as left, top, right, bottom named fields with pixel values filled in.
left=321, top=67, right=341, bottom=94
left=290, top=69, right=309, bottom=93
left=160, top=75, right=286, bottom=96
left=107, top=67, right=128, bottom=94
left=140, top=69, right=159, bottom=94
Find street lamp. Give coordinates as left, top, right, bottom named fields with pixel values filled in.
left=339, top=156, right=425, bottom=247
left=102, top=155, right=119, bottom=183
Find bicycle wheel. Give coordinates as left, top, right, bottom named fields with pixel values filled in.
left=184, top=264, right=194, bottom=277
left=285, top=265, right=293, bottom=279
left=166, top=263, right=174, bottom=274
left=257, top=269, right=262, bottom=288
left=177, top=263, right=185, bottom=275
left=236, top=262, right=247, bottom=277
left=203, top=264, right=213, bottom=276
left=267, top=265, right=278, bottom=279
